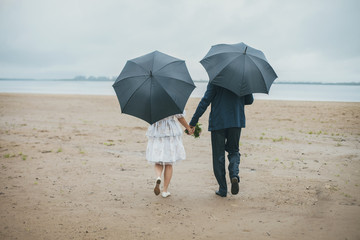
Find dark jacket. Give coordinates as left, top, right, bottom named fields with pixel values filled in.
left=190, top=83, right=254, bottom=131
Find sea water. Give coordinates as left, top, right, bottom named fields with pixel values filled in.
left=0, top=80, right=359, bottom=102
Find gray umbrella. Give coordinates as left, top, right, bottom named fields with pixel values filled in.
left=200, top=42, right=278, bottom=96
left=113, top=51, right=195, bottom=124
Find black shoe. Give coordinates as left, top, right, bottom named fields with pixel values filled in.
left=215, top=191, right=226, bottom=197
left=154, top=177, right=161, bottom=196
left=231, top=177, right=239, bottom=195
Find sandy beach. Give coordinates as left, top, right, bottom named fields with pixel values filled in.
left=0, top=93, right=359, bottom=240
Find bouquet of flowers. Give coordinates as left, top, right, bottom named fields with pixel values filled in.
left=185, top=123, right=202, bottom=138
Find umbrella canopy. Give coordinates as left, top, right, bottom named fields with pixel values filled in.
left=200, top=42, right=277, bottom=97
left=113, top=51, right=195, bottom=124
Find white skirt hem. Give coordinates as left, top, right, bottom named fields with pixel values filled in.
left=146, top=135, right=186, bottom=164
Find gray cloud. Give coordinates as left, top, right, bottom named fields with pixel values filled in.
left=0, top=0, right=359, bottom=82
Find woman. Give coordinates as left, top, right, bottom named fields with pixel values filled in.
left=146, top=113, right=193, bottom=198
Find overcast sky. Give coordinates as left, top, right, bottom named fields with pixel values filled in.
left=0, top=0, right=359, bottom=82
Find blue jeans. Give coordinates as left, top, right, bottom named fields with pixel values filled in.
left=211, top=128, right=241, bottom=195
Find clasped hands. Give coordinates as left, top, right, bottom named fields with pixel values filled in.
left=185, top=126, right=195, bottom=135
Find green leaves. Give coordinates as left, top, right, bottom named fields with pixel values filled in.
left=185, top=123, right=202, bottom=138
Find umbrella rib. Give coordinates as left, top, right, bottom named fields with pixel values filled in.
left=246, top=54, right=269, bottom=64
left=156, top=76, right=196, bottom=88
left=128, top=60, right=152, bottom=74
left=204, top=51, right=265, bottom=61
left=122, top=77, right=151, bottom=113
left=246, top=56, right=267, bottom=92
left=207, top=54, right=244, bottom=81
left=153, top=60, right=184, bottom=74
left=153, top=77, right=183, bottom=113
left=113, top=75, right=148, bottom=86
left=203, top=51, right=242, bottom=59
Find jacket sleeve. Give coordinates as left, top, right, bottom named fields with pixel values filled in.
left=189, top=83, right=216, bottom=126
left=244, top=94, right=254, bottom=105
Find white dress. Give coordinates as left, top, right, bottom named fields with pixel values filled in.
left=146, top=113, right=186, bottom=165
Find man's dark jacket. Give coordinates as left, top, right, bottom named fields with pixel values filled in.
left=189, top=83, right=254, bottom=131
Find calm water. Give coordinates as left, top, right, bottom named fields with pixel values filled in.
left=0, top=80, right=360, bottom=102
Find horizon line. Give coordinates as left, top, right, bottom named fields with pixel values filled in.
left=0, top=78, right=359, bottom=85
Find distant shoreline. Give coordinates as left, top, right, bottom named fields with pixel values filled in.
left=1, top=78, right=359, bottom=86
left=274, top=81, right=360, bottom=86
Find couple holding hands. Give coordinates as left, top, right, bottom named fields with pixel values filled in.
left=146, top=83, right=254, bottom=198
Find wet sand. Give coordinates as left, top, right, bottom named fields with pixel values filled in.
left=0, top=93, right=359, bottom=240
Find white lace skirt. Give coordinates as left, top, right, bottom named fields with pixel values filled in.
left=146, top=135, right=186, bottom=165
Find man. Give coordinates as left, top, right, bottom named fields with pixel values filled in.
left=190, top=83, right=254, bottom=197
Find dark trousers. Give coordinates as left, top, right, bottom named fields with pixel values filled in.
left=211, top=128, right=241, bottom=195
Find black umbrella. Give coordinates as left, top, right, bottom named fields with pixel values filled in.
left=200, top=42, right=277, bottom=97
left=113, top=51, right=195, bottom=124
